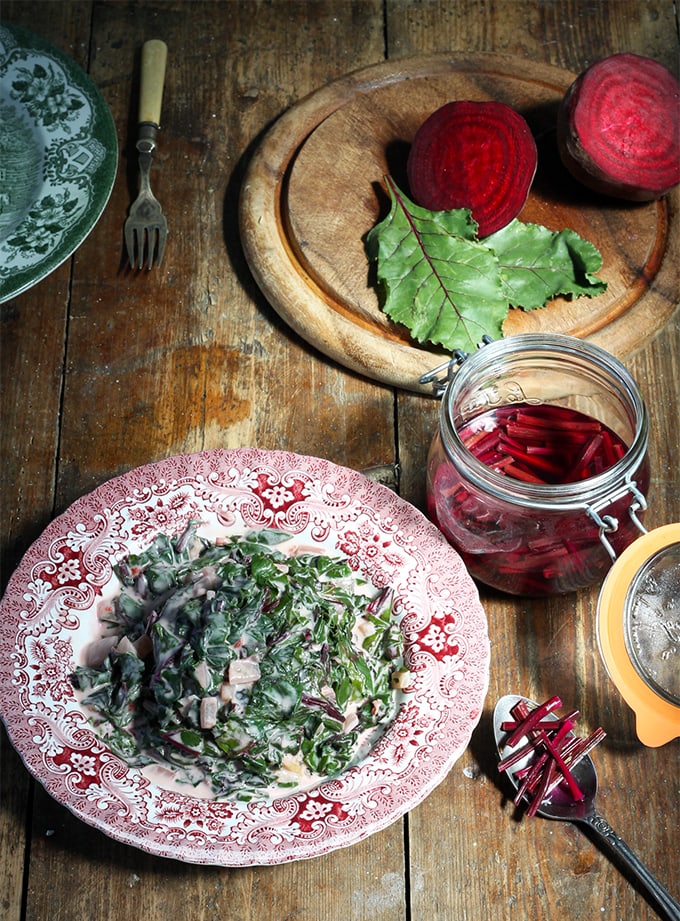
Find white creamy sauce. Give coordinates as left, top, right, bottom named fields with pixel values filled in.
left=75, top=532, right=407, bottom=802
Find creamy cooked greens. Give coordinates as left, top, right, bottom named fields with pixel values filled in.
left=71, top=525, right=407, bottom=799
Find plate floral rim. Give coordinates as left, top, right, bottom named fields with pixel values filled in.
left=0, top=449, right=490, bottom=865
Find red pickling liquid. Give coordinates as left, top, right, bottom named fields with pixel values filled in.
left=426, top=402, right=649, bottom=595
left=460, top=403, right=626, bottom=485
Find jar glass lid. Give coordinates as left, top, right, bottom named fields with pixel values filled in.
left=624, top=540, right=679, bottom=707
left=597, top=523, right=680, bottom=747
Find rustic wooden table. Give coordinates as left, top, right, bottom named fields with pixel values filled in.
left=1, top=2, right=678, bottom=920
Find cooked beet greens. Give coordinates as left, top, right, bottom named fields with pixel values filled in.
left=72, top=525, right=405, bottom=799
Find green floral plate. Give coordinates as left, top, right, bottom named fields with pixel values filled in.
left=0, top=23, right=117, bottom=303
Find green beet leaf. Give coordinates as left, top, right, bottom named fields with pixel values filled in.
left=485, top=219, right=608, bottom=309
left=366, top=177, right=607, bottom=353
left=366, top=177, right=509, bottom=353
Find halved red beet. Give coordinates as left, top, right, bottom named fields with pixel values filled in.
left=557, top=53, right=680, bottom=201
left=406, top=101, right=538, bottom=236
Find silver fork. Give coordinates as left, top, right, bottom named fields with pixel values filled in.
left=125, top=40, right=168, bottom=269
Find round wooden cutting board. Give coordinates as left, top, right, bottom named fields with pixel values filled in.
left=239, top=53, right=679, bottom=393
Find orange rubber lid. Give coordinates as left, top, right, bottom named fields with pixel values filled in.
left=597, top=523, right=680, bottom=747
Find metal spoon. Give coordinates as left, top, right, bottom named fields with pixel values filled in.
left=493, top=694, right=680, bottom=921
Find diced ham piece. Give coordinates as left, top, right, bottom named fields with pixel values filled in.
left=342, top=711, right=359, bottom=733
left=228, top=658, right=261, bottom=685
left=115, top=635, right=137, bottom=656
left=84, top=636, right=118, bottom=667
left=390, top=668, right=412, bottom=690
left=193, top=660, right=211, bottom=689
left=200, top=697, right=218, bottom=730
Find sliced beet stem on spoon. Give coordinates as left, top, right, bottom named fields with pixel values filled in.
left=498, top=696, right=606, bottom=815
left=504, top=695, right=562, bottom=748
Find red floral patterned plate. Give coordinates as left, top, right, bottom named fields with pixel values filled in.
left=0, top=449, right=489, bottom=865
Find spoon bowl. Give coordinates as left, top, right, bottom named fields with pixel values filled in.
left=493, top=693, right=597, bottom=821
left=493, top=694, right=680, bottom=921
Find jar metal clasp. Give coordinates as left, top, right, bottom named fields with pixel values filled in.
left=419, top=350, right=469, bottom=397
left=585, top=479, right=648, bottom=562
left=419, top=337, right=495, bottom=397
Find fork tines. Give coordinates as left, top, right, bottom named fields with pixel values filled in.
left=125, top=222, right=167, bottom=270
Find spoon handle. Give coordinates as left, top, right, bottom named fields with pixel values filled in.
left=584, top=812, right=680, bottom=920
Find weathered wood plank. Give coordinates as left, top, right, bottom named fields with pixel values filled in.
left=1, top=9, right=95, bottom=921
left=5, top=3, right=404, bottom=920
left=54, top=0, right=395, bottom=506
left=392, top=3, right=680, bottom=920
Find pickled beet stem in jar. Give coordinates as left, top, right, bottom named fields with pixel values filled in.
left=425, top=334, right=650, bottom=596
left=458, top=404, right=626, bottom=485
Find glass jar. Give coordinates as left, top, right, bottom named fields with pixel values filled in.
left=425, top=334, right=650, bottom=596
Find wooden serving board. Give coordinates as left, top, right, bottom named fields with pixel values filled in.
left=239, top=53, right=679, bottom=393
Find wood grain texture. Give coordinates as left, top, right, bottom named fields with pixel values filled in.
left=393, top=4, right=680, bottom=921
left=4, top=2, right=403, bottom=921
left=0, top=2, right=678, bottom=921
left=0, top=8, right=94, bottom=920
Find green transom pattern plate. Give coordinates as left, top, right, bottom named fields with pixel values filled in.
left=0, top=23, right=118, bottom=302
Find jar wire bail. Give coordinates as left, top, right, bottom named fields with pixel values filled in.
left=419, top=336, right=495, bottom=397
left=585, top=479, right=648, bottom=562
